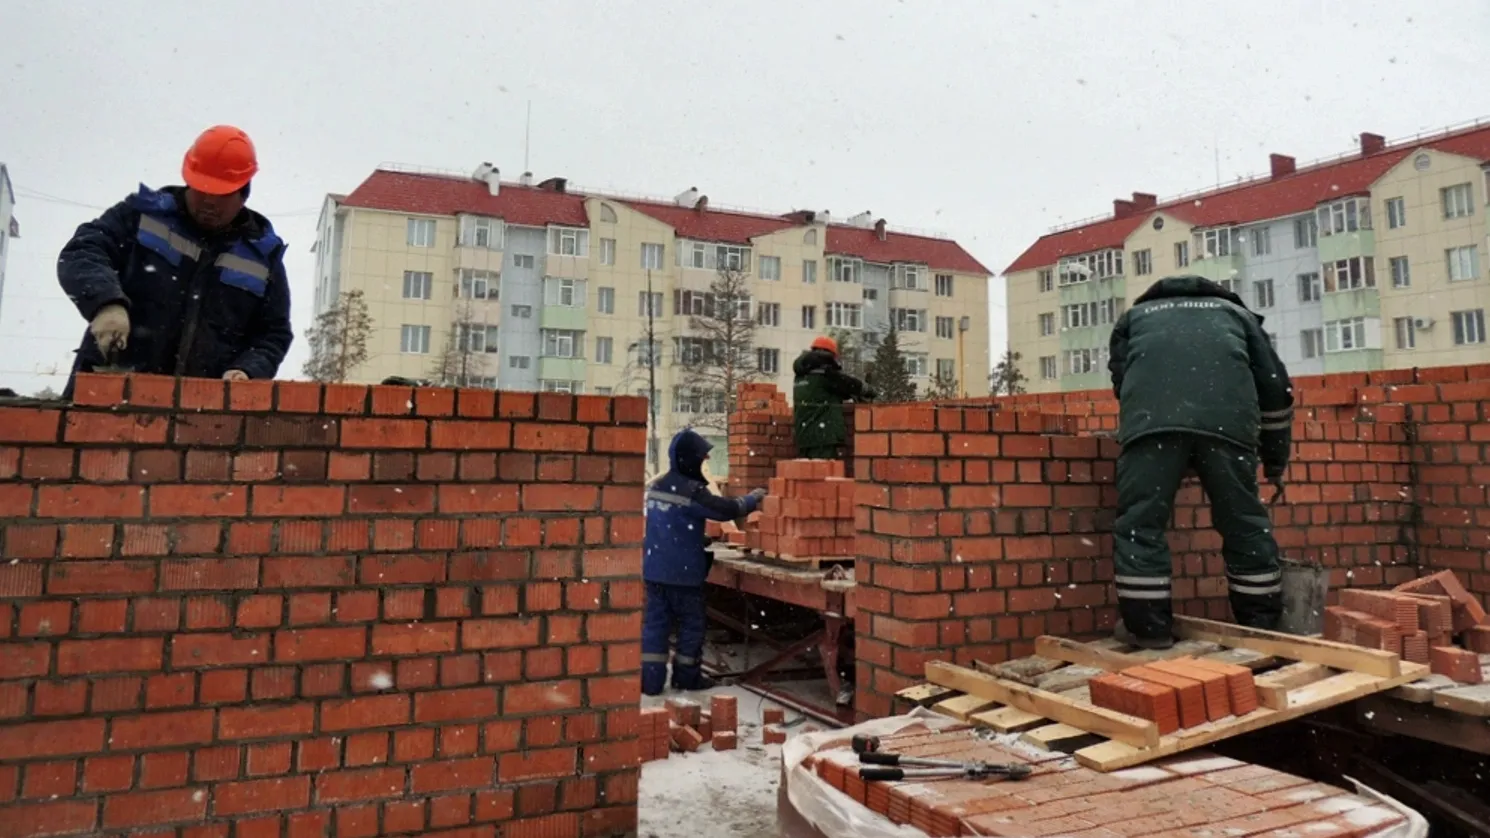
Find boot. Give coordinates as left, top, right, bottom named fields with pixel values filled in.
left=1114, top=621, right=1175, bottom=651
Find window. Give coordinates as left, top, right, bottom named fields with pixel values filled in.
left=540, top=380, right=583, bottom=394
left=402, top=271, right=433, bottom=300
left=512, top=254, right=535, bottom=269
left=1297, top=272, right=1321, bottom=302
left=1252, top=279, right=1274, bottom=309
left=1195, top=227, right=1238, bottom=259
left=716, top=245, right=750, bottom=272
left=544, top=278, right=584, bottom=307
left=508, top=356, right=531, bottom=370
left=1300, top=328, right=1324, bottom=359
left=1039, top=356, right=1057, bottom=379
left=1173, top=241, right=1190, bottom=268
left=829, top=257, right=862, bottom=284
left=903, top=353, right=929, bottom=378
left=542, top=329, right=583, bottom=358
left=756, top=302, right=781, bottom=327
left=1323, top=257, right=1375, bottom=292
left=893, top=264, right=926, bottom=290
left=1393, top=317, right=1416, bottom=350
left=1062, top=299, right=1122, bottom=329
left=1064, top=348, right=1104, bottom=375
left=595, top=337, right=613, bottom=364
left=1038, top=269, right=1054, bottom=292
left=862, top=289, right=878, bottom=302
left=595, top=387, right=613, bottom=396
left=598, top=238, right=616, bottom=266
left=1250, top=228, right=1271, bottom=257
left=633, top=340, right=661, bottom=366
left=1447, top=246, right=1480, bottom=282
left=802, top=260, right=818, bottom=284
left=596, top=287, right=615, bottom=314
left=510, top=304, right=532, bottom=318
left=672, top=388, right=728, bottom=415
left=1389, top=256, right=1410, bottom=288
left=757, top=348, right=780, bottom=374
left=1038, top=313, right=1055, bottom=336
left=400, top=324, right=431, bottom=354
left=1316, top=197, right=1372, bottom=236
left=406, top=218, right=436, bottom=248
left=457, top=269, right=498, bottom=300
left=826, top=302, right=862, bottom=329
left=801, top=306, right=817, bottom=329
left=1133, top=249, right=1152, bottom=276
left=1452, top=309, right=1486, bottom=345
left=760, top=256, right=781, bottom=281
left=548, top=227, right=590, bottom=257
left=1443, top=183, right=1475, bottom=219
left=1058, top=249, right=1122, bottom=284
left=1385, top=197, right=1406, bottom=229
left=455, top=323, right=499, bottom=353
left=936, top=316, right=956, bottom=339
left=936, top=358, right=955, bottom=381
left=638, top=291, right=663, bottom=317
left=1293, top=216, right=1318, bottom=249
left=1324, top=317, right=1368, bottom=352
left=1219, top=278, right=1240, bottom=295
left=935, top=273, right=954, bottom=296
left=458, top=215, right=502, bottom=249
left=456, top=375, right=497, bottom=389
left=640, top=243, right=665, bottom=270
left=893, top=308, right=926, bottom=332
left=599, top=203, right=618, bottom=223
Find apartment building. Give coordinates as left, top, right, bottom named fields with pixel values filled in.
left=0, top=164, right=16, bottom=327
left=1006, top=121, right=1490, bottom=392
left=313, top=165, right=991, bottom=471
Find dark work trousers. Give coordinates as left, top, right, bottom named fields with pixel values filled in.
left=641, top=581, right=707, bottom=695
left=1113, top=432, right=1284, bottom=640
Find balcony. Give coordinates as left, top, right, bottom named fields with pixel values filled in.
left=538, top=356, right=586, bottom=381
left=1189, top=251, right=1244, bottom=285
left=1317, top=229, right=1375, bottom=264
left=454, top=245, right=504, bottom=273
left=539, top=305, right=588, bottom=331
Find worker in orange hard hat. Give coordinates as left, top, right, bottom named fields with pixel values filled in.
left=57, top=125, right=293, bottom=397
left=792, top=334, right=874, bottom=461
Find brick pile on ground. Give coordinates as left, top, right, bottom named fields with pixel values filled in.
left=744, top=459, right=856, bottom=559
left=1090, top=657, right=1259, bottom=733
left=727, top=382, right=794, bottom=497
left=804, top=725, right=1408, bottom=837
left=1323, top=569, right=1489, bottom=684
left=644, top=695, right=742, bottom=756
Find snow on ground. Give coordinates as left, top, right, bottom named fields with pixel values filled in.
left=638, top=684, right=803, bottom=838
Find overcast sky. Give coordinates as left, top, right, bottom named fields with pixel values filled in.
left=4, top=0, right=1490, bottom=396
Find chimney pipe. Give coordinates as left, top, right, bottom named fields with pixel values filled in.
left=1360, top=133, right=1386, bottom=157
left=519, top=171, right=534, bottom=187
left=1269, top=154, right=1296, bottom=179
left=1113, top=199, right=1136, bottom=219
left=485, top=167, right=500, bottom=197
left=873, top=218, right=887, bottom=241
left=1131, top=192, right=1158, bottom=210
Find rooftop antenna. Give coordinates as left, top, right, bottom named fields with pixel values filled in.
left=524, top=100, right=532, bottom=173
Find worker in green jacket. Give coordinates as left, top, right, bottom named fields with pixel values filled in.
left=792, top=335, right=875, bottom=459
left=1107, top=275, right=1294, bottom=649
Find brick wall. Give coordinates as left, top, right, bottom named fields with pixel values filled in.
left=0, top=374, right=647, bottom=838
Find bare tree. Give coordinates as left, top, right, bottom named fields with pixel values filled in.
left=826, top=326, right=882, bottom=381
left=989, top=349, right=1029, bottom=396
left=428, top=299, right=493, bottom=387
left=923, top=372, right=960, bottom=400
left=303, top=289, right=373, bottom=383
left=676, top=265, right=764, bottom=434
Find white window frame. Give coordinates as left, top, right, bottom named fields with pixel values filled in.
left=512, top=254, right=535, bottom=269
left=893, top=308, right=927, bottom=333
left=759, top=255, right=782, bottom=281
left=1300, top=328, right=1324, bottom=359
left=540, top=380, right=583, bottom=394
left=1195, top=227, right=1238, bottom=259
left=596, top=286, right=615, bottom=314
left=1447, top=246, right=1480, bottom=282
left=508, top=355, right=531, bottom=369
left=862, top=288, right=878, bottom=302
left=406, top=218, right=436, bottom=248
left=756, top=302, right=781, bottom=327
left=1323, top=257, right=1375, bottom=292
left=1298, top=272, right=1321, bottom=302
left=1038, top=269, right=1054, bottom=292
left=595, top=336, right=614, bottom=364
left=893, top=264, right=926, bottom=290
left=1316, top=197, right=1372, bottom=237
left=541, top=329, right=583, bottom=359
left=1173, top=241, right=1190, bottom=268
left=1385, top=197, right=1406, bottom=229
left=399, top=324, right=432, bottom=354
left=1253, top=279, right=1274, bottom=309
left=935, top=358, right=955, bottom=381
left=1442, top=183, right=1475, bottom=220
left=826, top=302, right=862, bottom=329
left=1389, top=256, right=1410, bottom=288
left=936, top=316, right=956, bottom=339
left=543, top=278, right=585, bottom=308
left=903, top=353, right=929, bottom=378
left=1133, top=249, right=1152, bottom=276
left=459, top=215, right=503, bottom=249
left=935, top=273, right=954, bottom=296
left=633, top=340, right=661, bottom=366
left=716, top=245, right=750, bottom=272
left=1058, top=249, right=1123, bottom=284
left=1037, top=313, right=1054, bottom=337
left=458, top=269, right=498, bottom=300
left=1392, top=317, right=1416, bottom=350
left=801, top=305, right=816, bottom=329
left=829, top=257, right=862, bottom=284
left=402, top=270, right=433, bottom=300
left=1063, top=348, right=1105, bottom=375
left=803, top=260, right=818, bottom=284
left=456, top=323, right=499, bottom=354
left=757, top=347, right=780, bottom=374
left=510, top=304, right=533, bottom=319
left=1452, top=309, right=1487, bottom=345
left=598, top=237, right=616, bottom=266
left=548, top=226, right=590, bottom=257
left=1039, top=356, right=1057, bottom=380
left=640, top=242, right=665, bottom=271
left=1323, top=317, right=1368, bottom=353
left=638, top=291, right=663, bottom=317
left=1292, top=216, right=1318, bottom=249
left=1250, top=227, right=1271, bottom=257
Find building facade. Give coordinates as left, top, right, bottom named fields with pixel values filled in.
left=314, top=166, right=992, bottom=472
left=1006, top=123, right=1490, bottom=392
left=0, top=164, right=16, bottom=328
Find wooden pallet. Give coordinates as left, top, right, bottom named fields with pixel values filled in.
left=903, top=616, right=1428, bottom=772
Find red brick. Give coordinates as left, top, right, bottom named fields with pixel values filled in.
left=36, top=484, right=145, bottom=519
left=219, top=703, right=317, bottom=740
left=1430, top=645, right=1483, bottom=684
left=321, top=694, right=412, bottom=732
left=252, top=486, right=346, bottom=517
left=274, top=627, right=367, bottom=662
left=57, top=637, right=161, bottom=675
left=0, top=407, right=63, bottom=442
left=109, top=709, right=214, bottom=750
left=415, top=687, right=500, bottom=723
left=102, top=788, right=209, bottom=829
left=213, top=775, right=313, bottom=816
left=314, top=766, right=406, bottom=803
left=411, top=757, right=495, bottom=792
left=497, top=747, right=577, bottom=782
left=172, top=632, right=270, bottom=668
left=63, top=412, right=168, bottom=445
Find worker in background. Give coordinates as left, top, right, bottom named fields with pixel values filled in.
left=642, top=428, right=766, bottom=695
left=57, top=125, right=293, bottom=398
left=1107, top=275, right=1294, bottom=650
left=792, top=335, right=875, bottom=459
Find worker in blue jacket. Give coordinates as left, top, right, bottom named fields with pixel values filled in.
left=642, top=429, right=766, bottom=695
left=57, top=125, right=293, bottom=398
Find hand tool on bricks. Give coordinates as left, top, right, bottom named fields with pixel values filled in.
left=857, top=751, right=1033, bottom=781
left=851, top=734, right=882, bottom=753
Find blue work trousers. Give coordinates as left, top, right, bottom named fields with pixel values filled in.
left=641, top=581, right=707, bottom=695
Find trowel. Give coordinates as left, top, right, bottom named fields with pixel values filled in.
left=92, top=346, right=136, bottom=375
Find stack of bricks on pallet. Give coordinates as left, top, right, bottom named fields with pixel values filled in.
left=746, top=459, right=857, bottom=559
left=1090, top=657, right=1259, bottom=733
left=1324, top=569, right=1489, bottom=683
left=727, top=382, right=794, bottom=496
left=803, top=725, right=1407, bottom=837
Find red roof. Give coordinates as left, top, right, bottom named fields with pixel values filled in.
left=1004, top=122, right=1490, bottom=274
left=339, top=169, right=991, bottom=275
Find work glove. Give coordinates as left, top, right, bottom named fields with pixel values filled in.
left=223, top=370, right=249, bottom=382
left=90, top=305, right=130, bottom=356
left=747, top=488, right=767, bottom=502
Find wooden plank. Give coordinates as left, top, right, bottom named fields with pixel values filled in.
left=1034, top=636, right=1148, bottom=672
left=925, top=660, right=1160, bottom=749
left=1253, top=662, right=1333, bottom=710
left=1035, top=665, right=1105, bottom=693
left=1073, top=661, right=1428, bottom=771
left=1127, top=639, right=1224, bottom=661
left=1431, top=683, right=1490, bottom=717
left=1355, top=695, right=1490, bottom=756
left=1020, top=723, right=1106, bottom=753
left=933, top=693, right=1002, bottom=721
left=969, top=706, right=1047, bottom=733
left=1198, top=647, right=1278, bottom=671
left=896, top=684, right=956, bottom=706
left=1389, top=674, right=1459, bottom=703
left=984, top=655, right=1066, bottom=685
left=1174, top=615, right=1401, bottom=677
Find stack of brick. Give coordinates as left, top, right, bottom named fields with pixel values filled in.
left=748, top=459, right=857, bottom=559
left=647, top=696, right=739, bottom=754
left=1323, top=570, right=1489, bottom=683
left=727, top=383, right=795, bottom=496
left=1090, top=657, right=1259, bottom=733
left=640, top=707, right=671, bottom=763
left=711, top=694, right=738, bottom=751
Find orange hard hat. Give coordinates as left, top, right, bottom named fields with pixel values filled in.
left=811, top=335, right=838, bottom=356
left=182, top=125, right=259, bottom=195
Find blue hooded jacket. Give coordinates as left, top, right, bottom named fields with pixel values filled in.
left=643, top=429, right=762, bottom=588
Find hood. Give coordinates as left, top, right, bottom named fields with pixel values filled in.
left=1132, top=274, right=1265, bottom=325
left=668, top=428, right=712, bottom=480
left=793, top=347, right=840, bottom=376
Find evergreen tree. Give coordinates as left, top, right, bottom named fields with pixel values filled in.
left=989, top=349, right=1029, bottom=396
left=866, top=327, right=916, bottom=402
